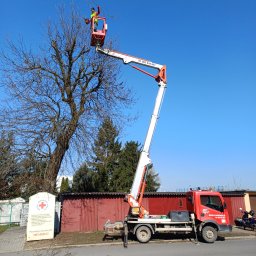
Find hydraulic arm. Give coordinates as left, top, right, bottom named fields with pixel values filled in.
left=96, top=46, right=167, bottom=217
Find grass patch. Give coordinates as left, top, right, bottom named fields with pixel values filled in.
left=0, top=223, right=19, bottom=234
left=0, top=225, right=9, bottom=234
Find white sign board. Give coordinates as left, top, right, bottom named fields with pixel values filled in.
left=27, top=192, right=56, bottom=241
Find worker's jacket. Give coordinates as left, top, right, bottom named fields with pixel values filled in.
left=90, top=6, right=100, bottom=24
left=91, top=12, right=98, bottom=24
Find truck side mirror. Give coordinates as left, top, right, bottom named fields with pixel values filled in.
left=219, top=202, right=226, bottom=212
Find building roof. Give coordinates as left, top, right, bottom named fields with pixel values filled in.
left=59, top=191, right=186, bottom=200
left=59, top=190, right=252, bottom=200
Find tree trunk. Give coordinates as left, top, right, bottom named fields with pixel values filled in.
left=43, top=120, right=77, bottom=193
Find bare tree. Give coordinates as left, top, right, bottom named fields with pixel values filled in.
left=0, top=8, right=132, bottom=193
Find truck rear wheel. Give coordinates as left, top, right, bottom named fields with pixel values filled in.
left=136, top=226, right=152, bottom=243
left=201, top=226, right=217, bottom=243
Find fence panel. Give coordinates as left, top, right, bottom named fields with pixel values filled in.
left=0, top=202, right=24, bottom=224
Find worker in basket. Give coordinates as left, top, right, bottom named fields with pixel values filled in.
left=84, top=6, right=100, bottom=32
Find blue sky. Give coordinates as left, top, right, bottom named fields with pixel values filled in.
left=1, top=0, right=255, bottom=191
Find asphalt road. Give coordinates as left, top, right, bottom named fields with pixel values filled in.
left=3, top=238, right=256, bottom=256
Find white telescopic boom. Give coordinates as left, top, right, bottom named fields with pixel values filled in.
left=96, top=46, right=167, bottom=203
left=130, top=80, right=166, bottom=200
left=96, top=47, right=164, bottom=70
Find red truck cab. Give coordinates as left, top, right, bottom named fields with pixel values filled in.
left=186, top=190, right=232, bottom=242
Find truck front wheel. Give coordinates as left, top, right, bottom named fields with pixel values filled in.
left=201, top=226, right=217, bottom=243
left=136, top=226, right=152, bottom=243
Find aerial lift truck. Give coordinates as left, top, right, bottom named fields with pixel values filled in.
left=89, top=13, right=232, bottom=246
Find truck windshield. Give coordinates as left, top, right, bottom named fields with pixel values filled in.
left=200, top=195, right=223, bottom=212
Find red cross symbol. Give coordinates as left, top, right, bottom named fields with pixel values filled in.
left=38, top=201, right=47, bottom=210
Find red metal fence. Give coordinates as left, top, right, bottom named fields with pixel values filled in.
left=60, top=191, right=246, bottom=232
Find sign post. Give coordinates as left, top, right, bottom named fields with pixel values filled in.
left=27, top=192, right=56, bottom=241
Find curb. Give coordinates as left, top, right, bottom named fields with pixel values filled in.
left=224, top=236, right=256, bottom=240
left=22, top=235, right=256, bottom=252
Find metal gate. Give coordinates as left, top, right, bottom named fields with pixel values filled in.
left=0, top=202, right=23, bottom=224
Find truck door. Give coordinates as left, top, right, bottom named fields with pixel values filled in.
left=199, top=194, right=229, bottom=226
